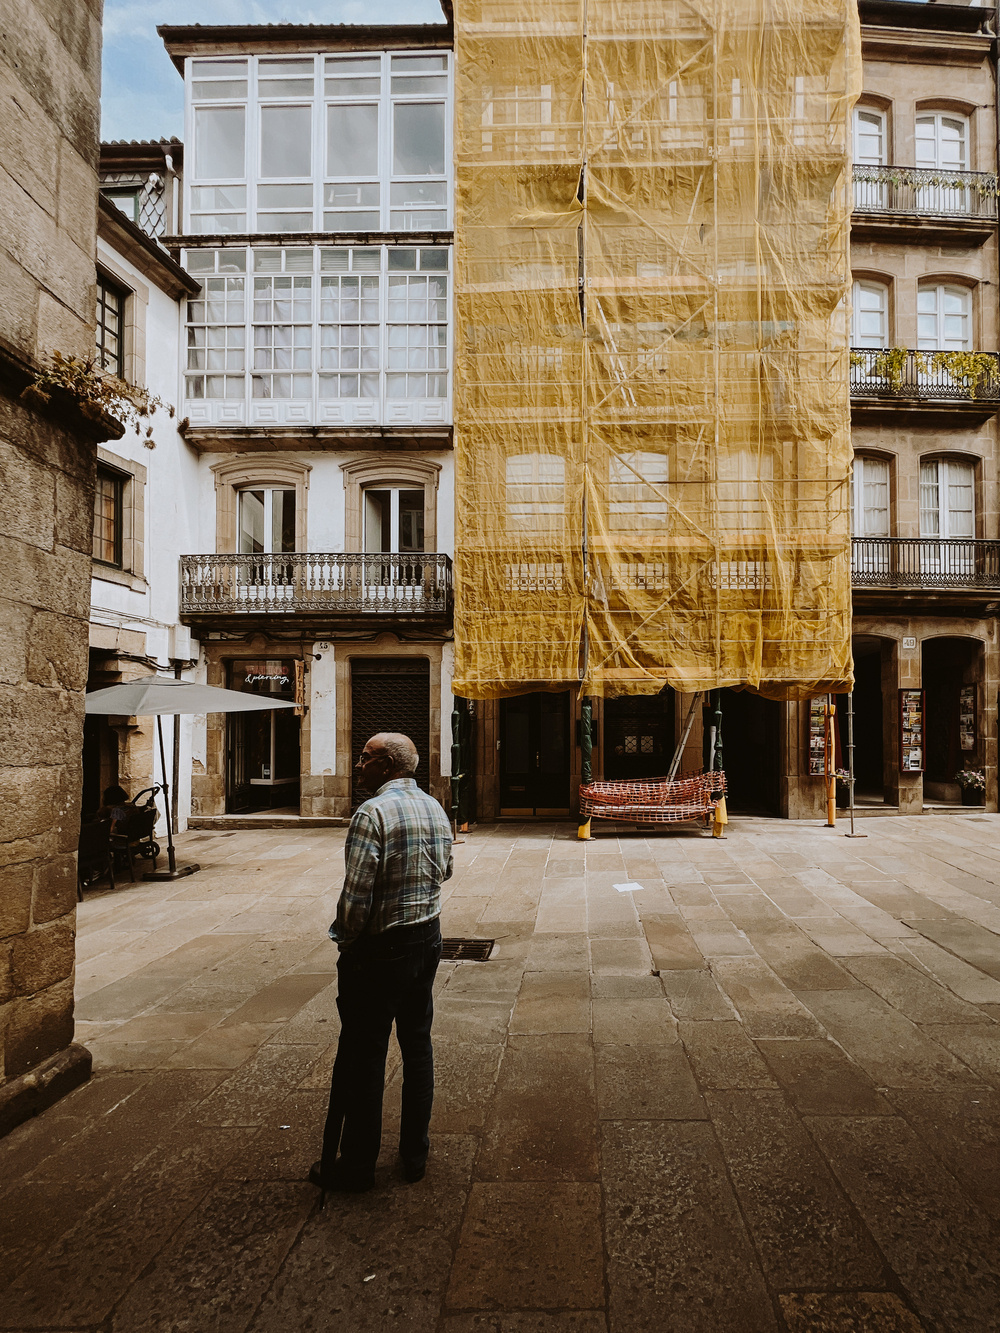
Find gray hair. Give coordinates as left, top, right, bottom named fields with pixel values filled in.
left=371, top=732, right=419, bottom=776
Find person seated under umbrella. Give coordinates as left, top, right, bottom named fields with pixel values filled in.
left=94, top=784, right=130, bottom=833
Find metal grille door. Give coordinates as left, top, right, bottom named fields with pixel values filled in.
left=351, top=659, right=430, bottom=808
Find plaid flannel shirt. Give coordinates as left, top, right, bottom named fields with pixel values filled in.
left=329, top=778, right=453, bottom=948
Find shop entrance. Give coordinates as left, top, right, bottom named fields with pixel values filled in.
left=841, top=639, right=885, bottom=801
left=226, top=660, right=301, bottom=813
left=351, top=658, right=430, bottom=809
left=923, top=637, right=981, bottom=801
left=717, top=689, right=782, bottom=815
left=603, top=688, right=675, bottom=780
left=499, top=691, right=571, bottom=815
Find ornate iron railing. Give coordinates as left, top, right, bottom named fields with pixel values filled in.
left=850, top=348, right=1000, bottom=402
left=180, top=552, right=452, bottom=616
left=853, top=165, right=998, bottom=220
left=852, top=537, right=1000, bottom=588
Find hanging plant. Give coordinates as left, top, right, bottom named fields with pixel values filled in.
left=871, top=346, right=909, bottom=389
left=21, top=351, right=174, bottom=448
left=916, top=350, right=1000, bottom=399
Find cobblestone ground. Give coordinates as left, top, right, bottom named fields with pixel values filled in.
left=3, top=815, right=1000, bottom=1331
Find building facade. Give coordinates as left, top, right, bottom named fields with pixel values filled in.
left=158, top=23, right=457, bottom=821
left=145, top=2, right=999, bottom=828
left=845, top=0, right=1000, bottom=816
left=85, top=177, right=201, bottom=835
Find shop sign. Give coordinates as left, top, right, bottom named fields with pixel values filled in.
left=808, top=697, right=826, bottom=775
left=898, top=689, right=925, bottom=773
left=960, top=685, right=976, bottom=752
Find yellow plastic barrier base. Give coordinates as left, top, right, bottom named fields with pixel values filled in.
left=712, top=796, right=729, bottom=840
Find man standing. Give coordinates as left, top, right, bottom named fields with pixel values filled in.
left=310, top=732, right=453, bottom=1195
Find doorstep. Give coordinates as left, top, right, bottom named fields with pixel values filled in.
left=187, top=814, right=349, bottom=830
left=837, top=803, right=988, bottom=818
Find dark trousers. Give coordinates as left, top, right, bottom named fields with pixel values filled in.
left=321, top=917, right=442, bottom=1182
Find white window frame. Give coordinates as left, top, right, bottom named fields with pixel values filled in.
left=919, top=458, right=975, bottom=539
left=851, top=279, right=889, bottom=348
left=853, top=107, right=886, bottom=166
left=850, top=455, right=890, bottom=537
left=183, top=50, right=453, bottom=235
left=182, top=243, right=452, bottom=428
left=915, top=110, right=969, bottom=172
left=917, top=282, right=971, bottom=352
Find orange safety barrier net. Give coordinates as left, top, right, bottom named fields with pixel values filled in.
left=452, top=0, right=861, bottom=699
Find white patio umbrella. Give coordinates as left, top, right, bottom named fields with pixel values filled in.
left=84, top=676, right=296, bottom=880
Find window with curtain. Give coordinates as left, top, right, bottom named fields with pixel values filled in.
left=851, top=456, right=890, bottom=536
left=919, top=459, right=974, bottom=539
left=853, top=107, right=887, bottom=210
left=917, top=283, right=971, bottom=351
left=851, top=279, right=889, bottom=348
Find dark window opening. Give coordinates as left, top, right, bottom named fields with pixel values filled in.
left=93, top=466, right=125, bottom=567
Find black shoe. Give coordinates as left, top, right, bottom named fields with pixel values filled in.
left=308, top=1160, right=374, bottom=1195
left=401, top=1157, right=426, bottom=1183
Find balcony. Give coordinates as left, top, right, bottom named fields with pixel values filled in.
left=852, top=537, right=1000, bottom=609
left=852, top=166, right=997, bottom=242
left=850, top=348, right=1000, bottom=412
left=179, top=552, right=452, bottom=627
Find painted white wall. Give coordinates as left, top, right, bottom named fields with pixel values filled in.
left=309, top=643, right=338, bottom=774
left=92, top=234, right=200, bottom=834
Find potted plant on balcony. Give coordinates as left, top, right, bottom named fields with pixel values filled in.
left=955, top=768, right=986, bottom=806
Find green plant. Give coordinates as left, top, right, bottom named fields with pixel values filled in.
left=916, top=350, right=999, bottom=400
left=955, top=768, right=986, bottom=793
left=21, top=352, right=173, bottom=447
left=871, top=346, right=908, bottom=389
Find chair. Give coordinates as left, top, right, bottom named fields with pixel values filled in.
left=77, top=819, right=115, bottom=899
left=112, top=804, right=160, bottom=882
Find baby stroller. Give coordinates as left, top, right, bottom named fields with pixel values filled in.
left=112, top=786, right=162, bottom=882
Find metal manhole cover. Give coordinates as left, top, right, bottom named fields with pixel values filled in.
left=441, top=938, right=495, bottom=961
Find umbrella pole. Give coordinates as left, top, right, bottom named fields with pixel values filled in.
left=143, top=714, right=200, bottom=881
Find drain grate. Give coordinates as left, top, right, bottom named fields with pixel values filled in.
left=441, top=938, right=495, bottom=962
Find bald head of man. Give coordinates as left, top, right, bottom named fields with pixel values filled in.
left=356, top=732, right=419, bottom=793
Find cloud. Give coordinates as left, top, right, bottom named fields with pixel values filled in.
left=101, top=0, right=445, bottom=141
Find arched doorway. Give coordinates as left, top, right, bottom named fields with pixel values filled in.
left=922, top=637, right=983, bottom=803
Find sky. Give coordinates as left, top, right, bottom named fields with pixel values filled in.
left=100, top=0, right=444, bottom=144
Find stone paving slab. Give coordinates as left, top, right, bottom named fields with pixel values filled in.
left=3, top=814, right=1000, bottom=1328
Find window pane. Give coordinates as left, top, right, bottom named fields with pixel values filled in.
left=325, top=183, right=380, bottom=207
left=392, top=75, right=448, bottom=95
left=391, top=55, right=447, bottom=72
left=327, top=104, right=379, bottom=176
left=260, top=105, right=312, bottom=178
left=191, top=185, right=247, bottom=210
left=393, top=103, right=445, bottom=174
left=325, top=56, right=380, bottom=97
left=258, top=184, right=312, bottom=207
left=239, top=490, right=265, bottom=553
left=194, top=107, right=245, bottom=179
left=92, top=469, right=123, bottom=565
left=324, top=211, right=382, bottom=231
left=257, top=212, right=314, bottom=233
left=258, top=58, right=314, bottom=98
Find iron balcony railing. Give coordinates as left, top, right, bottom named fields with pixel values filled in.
left=180, top=552, right=452, bottom=617
left=850, top=348, right=1000, bottom=402
left=851, top=537, right=1000, bottom=589
left=853, top=165, right=999, bottom=220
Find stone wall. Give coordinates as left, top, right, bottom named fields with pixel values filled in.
left=0, top=0, right=109, bottom=1135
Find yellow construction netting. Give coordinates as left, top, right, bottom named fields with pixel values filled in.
left=452, top=0, right=861, bottom=699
